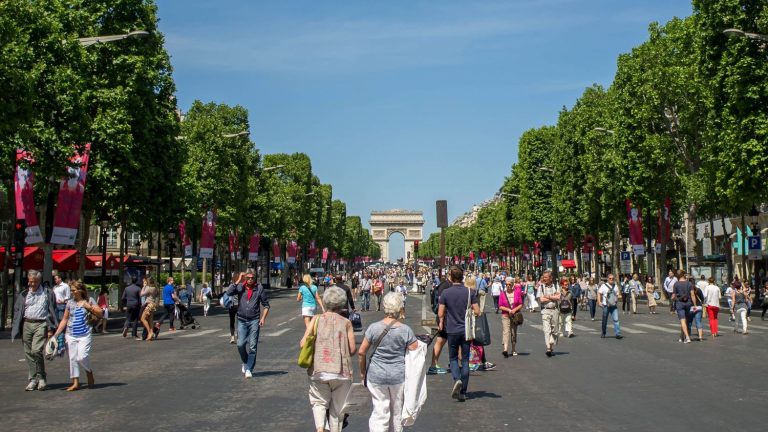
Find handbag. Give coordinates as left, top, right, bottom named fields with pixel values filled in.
left=474, top=312, right=491, bottom=346
left=349, top=311, right=363, bottom=332
left=297, top=317, right=319, bottom=368
left=512, top=311, right=524, bottom=326
left=464, top=287, right=476, bottom=341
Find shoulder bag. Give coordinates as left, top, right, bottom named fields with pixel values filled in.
left=464, top=287, right=476, bottom=341
left=298, top=316, right=320, bottom=368
left=503, top=289, right=524, bottom=326
left=364, top=320, right=397, bottom=387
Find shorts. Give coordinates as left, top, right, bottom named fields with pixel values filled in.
left=435, top=316, right=447, bottom=339
left=302, top=307, right=317, bottom=317
left=101, top=307, right=109, bottom=319
left=675, top=303, right=692, bottom=320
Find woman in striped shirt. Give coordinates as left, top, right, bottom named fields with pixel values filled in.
left=53, top=280, right=102, bottom=391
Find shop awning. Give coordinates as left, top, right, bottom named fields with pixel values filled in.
left=85, top=254, right=119, bottom=270
left=0, top=246, right=44, bottom=270
left=561, top=259, right=577, bottom=269
left=52, top=250, right=80, bottom=271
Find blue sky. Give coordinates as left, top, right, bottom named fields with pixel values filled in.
left=157, top=0, right=694, bottom=260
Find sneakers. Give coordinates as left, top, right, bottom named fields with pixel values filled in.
left=615, top=335, right=623, bottom=340
left=241, top=364, right=247, bottom=374
left=502, top=351, right=509, bottom=358
left=37, top=378, right=47, bottom=391
left=469, top=364, right=481, bottom=372
left=683, top=338, right=691, bottom=344
left=230, top=336, right=235, bottom=344
left=451, top=380, right=462, bottom=399
left=427, top=365, right=448, bottom=375
left=244, top=370, right=253, bottom=378
left=457, top=393, right=467, bottom=402
left=25, top=379, right=38, bottom=391
left=482, top=362, right=496, bottom=371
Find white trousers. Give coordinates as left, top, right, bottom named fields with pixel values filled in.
left=735, top=307, right=748, bottom=333
left=368, top=382, right=405, bottom=432
left=65, top=333, right=92, bottom=379
left=308, top=377, right=351, bottom=432
left=558, top=310, right=572, bottom=335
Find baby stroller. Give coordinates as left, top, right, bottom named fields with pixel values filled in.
left=175, top=304, right=200, bottom=330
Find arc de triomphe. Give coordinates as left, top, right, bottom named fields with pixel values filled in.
left=369, top=210, right=424, bottom=263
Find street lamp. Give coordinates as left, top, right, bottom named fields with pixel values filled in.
left=501, top=192, right=520, bottom=198
left=263, top=165, right=284, bottom=172
left=305, top=192, right=315, bottom=196
left=98, top=213, right=111, bottom=293
left=77, top=30, right=150, bottom=47
left=222, top=131, right=249, bottom=138
left=593, top=127, right=615, bottom=135
left=168, top=226, right=176, bottom=278
left=724, top=28, right=768, bottom=42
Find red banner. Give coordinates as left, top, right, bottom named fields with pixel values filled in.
left=566, top=237, right=574, bottom=253
left=522, top=244, right=530, bottom=261
left=657, top=197, right=671, bottom=245
left=287, top=240, right=298, bottom=264
left=51, top=144, right=91, bottom=245
left=200, top=209, right=216, bottom=259
left=15, top=150, right=43, bottom=244
left=625, top=199, right=644, bottom=246
left=510, top=246, right=516, bottom=257
left=583, top=235, right=594, bottom=253
left=272, top=239, right=281, bottom=262
left=321, top=247, right=329, bottom=263
left=179, top=221, right=192, bottom=257
left=309, top=240, right=318, bottom=259
left=248, top=233, right=261, bottom=261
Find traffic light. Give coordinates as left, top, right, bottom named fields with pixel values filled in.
left=14, top=219, right=25, bottom=268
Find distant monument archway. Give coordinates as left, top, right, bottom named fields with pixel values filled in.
left=369, top=210, right=424, bottom=263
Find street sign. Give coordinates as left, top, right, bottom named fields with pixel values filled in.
left=581, top=252, right=590, bottom=262
left=620, top=251, right=631, bottom=273
left=632, top=245, right=645, bottom=256
left=748, top=236, right=762, bottom=261
left=702, top=238, right=712, bottom=256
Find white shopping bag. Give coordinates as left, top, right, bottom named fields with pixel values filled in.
left=341, top=382, right=372, bottom=417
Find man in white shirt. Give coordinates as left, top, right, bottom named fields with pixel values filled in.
left=52, top=270, right=70, bottom=355
left=536, top=271, right=560, bottom=357
left=696, top=275, right=708, bottom=292
left=598, top=274, right=623, bottom=339
left=663, top=270, right=677, bottom=313
left=490, top=277, right=503, bottom=313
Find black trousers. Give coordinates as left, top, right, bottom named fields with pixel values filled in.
left=157, top=304, right=176, bottom=329
left=123, top=305, right=140, bottom=337
left=622, top=292, right=632, bottom=312
left=229, top=307, right=237, bottom=336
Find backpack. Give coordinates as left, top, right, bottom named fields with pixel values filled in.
left=559, top=292, right=572, bottom=313
left=603, top=283, right=618, bottom=307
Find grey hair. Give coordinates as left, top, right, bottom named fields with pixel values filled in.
left=382, top=292, right=403, bottom=317
left=28, top=270, right=41, bottom=280
left=322, top=286, right=347, bottom=313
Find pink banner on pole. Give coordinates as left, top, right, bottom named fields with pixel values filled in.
left=179, top=221, right=192, bottom=257
left=626, top=199, right=645, bottom=255
left=249, top=233, right=261, bottom=261
left=51, top=144, right=91, bottom=245
left=321, top=247, right=329, bottom=263
left=272, top=239, right=281, bottom=263
left=287, top=240, right=298, bottom=264
left=656, top=197, right=671, bottom=245
left=200, top=209, right=216, bottom=259
left=15, top=150, right=43, bottom=244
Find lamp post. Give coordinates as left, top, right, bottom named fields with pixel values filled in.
left=76, top=30, right=150, bottom=47
left=168, top=226, right=176, bottom=279
left=748, top=205, right=760, bottom=284
left=724, top=28, right=768, bottom=43
left=99, top=214, right=111, bottom=293
left=538, top=166, right=558, bottom=279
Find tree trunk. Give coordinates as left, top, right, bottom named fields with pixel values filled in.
left=685, top=202, right=697, bottom=274
left=612, top=221, right=620, bottom=276
left=721, top=217, right=733, bottom=284
left=77, top=207, right=93, bottom=281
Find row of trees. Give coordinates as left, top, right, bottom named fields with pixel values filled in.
left=419, top=2, right=768, bottom=275
left=0, top=1, right=379, bottom=286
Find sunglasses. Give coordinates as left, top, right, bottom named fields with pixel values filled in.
left=245, top=276, right=255, bottom=280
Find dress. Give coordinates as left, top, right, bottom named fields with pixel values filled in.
left=646, top=283, right=657, bottom=307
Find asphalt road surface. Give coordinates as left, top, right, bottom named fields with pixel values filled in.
left=1, top=289, right=765, bottom=432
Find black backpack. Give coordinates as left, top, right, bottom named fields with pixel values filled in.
left=559, top=291, right=572, bottom=313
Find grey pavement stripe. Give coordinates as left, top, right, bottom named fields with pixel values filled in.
left=634, top=323, right=679, bottom=333
left=219, top=333, right=233, bottom=337
left=571, top=324, right=598, bottom=333
left=178, top=329, right=219, bottom=338
left=264, top=328, right=291, bottom=337
left=616, top=325, right=646, bottom=334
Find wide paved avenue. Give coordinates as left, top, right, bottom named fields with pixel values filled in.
left=1, top=289, right=764, bottom=431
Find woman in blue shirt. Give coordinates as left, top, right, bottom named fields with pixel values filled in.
left=297, top=274, right=325, bottom=330
left=53, top=280, right=102, bottom=391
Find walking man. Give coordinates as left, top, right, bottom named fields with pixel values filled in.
left=156, top=277, right=179, bottom=331
left=52, top=270, right=69, bottom=356
left=598, top=274, right=623, bottom=339
left=536, top=271, right=560, bottom=357
left=664, top=270, right=677, bottom=313
left=359, top=273, right=372, bottom=312
left=121, top=275, right=142, bottom=338
left=428, top=273, right=451, bottom=375
left=12, top=270, right=58, bottom=391
left=438, top=265, right=480, bottom=402
left=226, top=270, right=270, bottom=378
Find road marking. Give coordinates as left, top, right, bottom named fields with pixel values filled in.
left=178, top=329, right=218, bottom=338
left=264, top=328, right=291, bottom=337
left=278, top=321, right=288, bottom=326
left=531, top=324, right=544, bottom=331
left=571, top=324, right=598, bottom=333
left=617, top=325, right=646, bottom=334
left=219, top=333, right=233, bottom=337
left=288, top=316, right=299, bottom=322
left=634, top=323, right=679, bottom=333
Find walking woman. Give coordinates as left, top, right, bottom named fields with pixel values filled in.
left=498, top=277, right=523, bottom=357
left=704, top=276, right=721, bottom=337
left=140, top=278, right=158, bottom=342
left=52, top=281, right=101, bottom=391
left=359, top=292, right=419, bottom=432
left=732, top=283, right=749, bottom=335
left=200, top=283, right=212, bottom=317
left=621, top=274, right=632, bottom=315
left=96, top=289, right=109, bottom=333
left=298, top=274, right=325, bottom=330
left=587, top=277, right=598, bottom=321
left=301, top=287, right=356, bottom=432
left=689, top=282, right=705, bottom=341
left=525, top=274, right=539, bottom=312
left=645, top=276, right=658, bottom=314
left=673, top=270, right=694, bottom=344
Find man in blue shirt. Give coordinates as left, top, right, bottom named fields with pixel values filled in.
left=438, top=266, right=481, bottom=402
left=156, top=277, right=179, bottom=331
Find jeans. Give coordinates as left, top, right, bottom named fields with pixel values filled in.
left=601, top=305, right=621, bottom=336
left=361, top=291, right=371, bottom=311
left=690, top=308, right=703, bottom=333
left=447, top=333, right=470, bottom=395
left=237, top=318, right=261, bottom=372
left=157, top=304, right=176, bottom=329
left=588, top=299, right=597, bottom=319
left=374, top=293, right=383, bottom=310
left=123, top=305, right=140, bottom=337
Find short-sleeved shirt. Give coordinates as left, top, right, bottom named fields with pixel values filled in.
left=53, top=282, right=70, bottom=304
left=364, top=321, right=416, bottom=385
left=299, top=284, right=318, bottom=308
left=673, top=281, right=693, bottom=305
left=66, top=300, right=90, bottom=337
left=438, top=284, right=477, bottom=335
left=598, top=283, right=619, bottom=307
left=162, top=284, right=175, bottom=305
